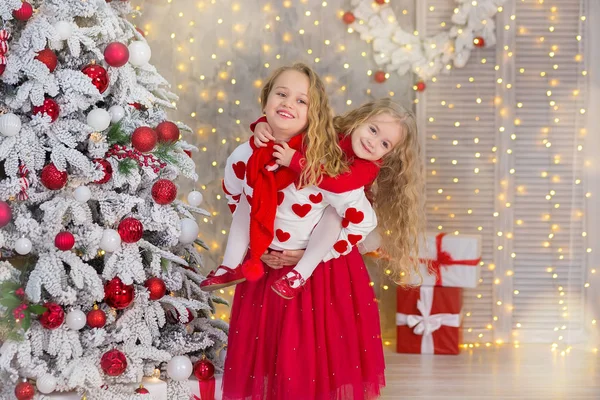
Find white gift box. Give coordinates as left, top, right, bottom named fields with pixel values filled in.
left=409, top=232, right=482, bottom=288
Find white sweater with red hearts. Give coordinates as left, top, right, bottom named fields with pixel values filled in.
left=223, top=141, right=377, bottom=261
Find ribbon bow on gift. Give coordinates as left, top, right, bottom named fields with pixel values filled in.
left=396, top=287, right=461, bottom=354
left=419, top=233, right=481, bottom=286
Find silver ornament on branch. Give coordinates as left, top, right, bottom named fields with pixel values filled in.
left=53, top=21, right=72, bottom=40
left=127, top=41, right=152, bottom=66
left=15, top=238, right=32, bottom=255
left=66, top=309, right=86, bottom=330
left=73, top=186, right=91, bottom=203
left=166, top=356, right=193, bottom=381
left=87, top=108, right=111, bottom=131
left=108, top=105, right=125, bottom=123
left=179, top=218, right=199, bottom=244
left=100, top=229, right=121, bottom=252
left=187, top=191, right=203, bottom=207
left=0, top=113, right=21, bottom=137
left=36, top=374, right=57, bottom=394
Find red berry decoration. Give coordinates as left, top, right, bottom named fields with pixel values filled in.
left=473, top=36, right=485, bottom=48
left=100, top=349, right=128, bottom=376
left=156, top=121, right=180, bottom=143
left=93, top=158, right=113, bottom=184
left=41, top=163, right=68, bottom=190
left=39, top=302, right=65, bottom=330
left=14, top=381, right=35, bottom=400
left=118, top=217, right=143, bottom=243
left=151, top=179, right=177, bottom=205
left=87, top=304, right=107, bottom=328
left=342, top=11, right=355, bottom=24
left=55, top=232, right=75, bottom=251
left=135, top=385, right=150, bottom=394
left=415, top=81, right=426, bottom=92
left=193, top=357, right=215, bottom=381
left=129, top=102, right=147, bottom=111
left=131, top=126, right=157, bottom=152
left=35, top=49, right=58, bottom=72
left=104, top=42, right=129, bottom=67
left=144, top=277, right=166, bottom=300
left=374, top=70, right=387, bottom=83
left=33, top=98, right=60, bottom=122
left=82, top=64, right=109, bottom=94
left=104, top=277, right=134, bottom=309
left=12, top=2, right=33, bottom=21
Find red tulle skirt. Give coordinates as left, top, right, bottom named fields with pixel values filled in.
left=222, top=248, right=385, bottom=400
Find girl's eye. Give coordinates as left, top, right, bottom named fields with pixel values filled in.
left=382, top=142, right=390, bottom=149
left=369, top=126, right=376, bottom=134
left=298, top=99, right=307, bottom=104
left=277, top=92, right=286, bottom=97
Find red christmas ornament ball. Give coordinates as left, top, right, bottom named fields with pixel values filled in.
left=39, top=302, right=65, bottom=329
left=144, top=277, right=166, bottom=300
left=13, top=2, right=33, bottom=21
left=33, top=98, right=60, bottom=122
left=374, top=70, right=387, bottom=83
left=151, top=179, right=177, bottom=205
left=135, top=386, right=150, bottom=394
left=193, top=358, right=215, bottom=381
left=415, top=81, right=426, bottom=92
left=35, top=49, right=58, bottom=73
left=86, top=307, right=107, bottom=328
left=0, top=200, right=12, bottom=228
left=104, top=277, right=135, bottom=309
left=93, top=158, right=113, bottom=184
left=375, top=0, right=386, bottom=4
left=41, top=163, right=68, bottom=190
left=131, top=126, right=157, bottom=152
left=342, top=11, right=355, bottom=24
left=104, top=42, right=129, bottom=68
left=82, top=64, right=109, bottom=94
left=100, top=349, right=128, bottom=376
left=183, top=150, right=192, bottom=158
left=118, top=217, right=143, bottom=243
left=156, top=121, right=180, bottom=143
left=473, top=36, right=485, bottom=48
left=55, top=231, right=75, bottom=251
left=14, top=381, right=35, bottom=400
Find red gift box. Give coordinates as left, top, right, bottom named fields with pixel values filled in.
left=396, top=286, right=462, bottom=355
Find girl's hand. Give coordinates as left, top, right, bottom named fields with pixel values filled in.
left=273, top=142, right=296, bottom=168
left=268, top=249, right=305, bottom=266
left=261, top=252, right=284, bottom=269
left=253, top=122, right=275, bottom=147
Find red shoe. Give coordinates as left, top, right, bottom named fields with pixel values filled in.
left=200, top=265, right=245, bottom=292
left=271, top=270, right=306, bottom=300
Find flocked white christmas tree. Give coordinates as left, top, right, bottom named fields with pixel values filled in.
left=0, top=1, right=227, bottom=399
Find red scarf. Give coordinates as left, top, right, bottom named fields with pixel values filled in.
left=242, top=134, right=305, bottom=280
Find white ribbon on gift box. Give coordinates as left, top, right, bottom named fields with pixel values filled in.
left=396, top=287, right=461, bottom=354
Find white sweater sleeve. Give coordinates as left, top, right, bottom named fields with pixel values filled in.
left=320, top=188, right=378, bottom=262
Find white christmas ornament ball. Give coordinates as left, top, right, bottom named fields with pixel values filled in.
left=179, top=219, right=199, bottom=244
left=36, top=374, right=57, bottom=394
left=15, top=238, right=32, bottom=255
left=128, top=41, right=152, bottom=66
left=87, top=109, right=111, bottom=132
left=66, top=309, right=87, bottom=330
left=108, top=105, right=125, bottom=123
left=0, top=113, right=21, bottom=137
left=167, top=356, right=193, bottom=381
left=187, top=191, right=203, bottom=207
left=73, top=186, right=91, bottom=203
left=54, top=21, right=72, bottom=40
left=100, top=229, right=121, bottom=252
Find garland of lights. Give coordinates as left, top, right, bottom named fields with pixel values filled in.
left=344, top=0, right=506, bottom=83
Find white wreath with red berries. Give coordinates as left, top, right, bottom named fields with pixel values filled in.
left=347, top=0, right=506, bottom=80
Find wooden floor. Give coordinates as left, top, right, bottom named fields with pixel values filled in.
left=381, top=344, right=600, bottom=399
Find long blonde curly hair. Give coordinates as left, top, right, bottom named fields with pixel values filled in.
left=260, top=63, right=347, bottom=187
left=334, top=98, right=426, bottom=283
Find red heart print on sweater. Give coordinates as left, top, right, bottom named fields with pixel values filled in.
left=277, top=192, right=284, bottom=206
left=232, top=161, right=246, bottom=180
left=344, top=208, right=364, bottom=224
left=333, top=240, right=349, bottom=254
left=292, top=203, right=312, bottom=218
left=348, top=234, right=363, bottom=245
left=275, top=229, right=291, bottom=242
left=308, top=193, right=323, bottom=204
